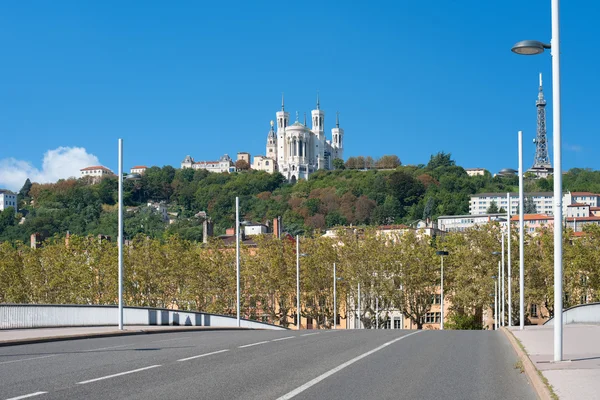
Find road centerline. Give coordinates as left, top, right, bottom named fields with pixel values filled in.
left=0, top=355, right=58, bottom=365
left=5, top=392, right=48, bottom=400
left=271, top=336, right=295, bottom=342
left=276, top=331, right=422, bottom=400
left=238, top=341, right=269, bottom=348
left=76, top=365, right=161, bottom=385
left=300, top=332, right=320, bottom=337
left=177, top=349, right=229, bottom=362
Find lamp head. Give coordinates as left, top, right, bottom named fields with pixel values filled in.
left=511, top=40, right=550, bottom=55
left=436, top=250, right=449, bottom=256
left=492, top=251, right=501, bottom=256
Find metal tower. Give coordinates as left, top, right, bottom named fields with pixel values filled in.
left=529, top=73, right=553, bottom=177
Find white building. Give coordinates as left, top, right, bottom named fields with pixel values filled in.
left=130, top=165, right=148, bottom=175
left=147, top=202, right=169, bottom=221
left=181, top=154, right=236, bottom=173
left=470, top=191, right=600, bottom=217
left=243, top=223, right=268, bottom=236
left=266, top=94, right=344, bottom=182
left=252, top=155, right=276, bottom=174
left=80, top=166, right=114, bottom=179
left=465, top=168, right=486, bottom=177
left=437, top=213, right=507, bottom=233
left=0, top=189, right=17, bottom=212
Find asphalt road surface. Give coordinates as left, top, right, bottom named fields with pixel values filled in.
left=0, top=329, right=536, bottom=400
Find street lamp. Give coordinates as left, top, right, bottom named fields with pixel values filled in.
left=436, top=251, right=449, bottom=330
left=118, top=139, right=124, bottom=330
left=492, top=275, right=498, bottom=330
left=493, top=218, right=507, bottom=327
left=236, top=197, right=240, bottom=328
left=295, top=236, right=308, bottom=330
left=333, top=263, right=343, bottom=330
left=512, top=0, right=562, bottom=362
left=492, top=251, right=501, bottom=328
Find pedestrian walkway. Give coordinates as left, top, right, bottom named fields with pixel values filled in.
left=508, top=324, right=600, bottom=400
left=0, top=325, right=247, bottom=346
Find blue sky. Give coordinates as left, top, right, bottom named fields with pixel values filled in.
left=0, top=1, right=597, bottom=190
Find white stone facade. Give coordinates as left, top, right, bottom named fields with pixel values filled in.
left=269, top=95, right=344, bottom=182
left=80, top=166, right=114, bottom=179
left=181, top=154, right=235, bottom=173
left=130, top=166, right=147, bottom=175
left=252, top=155, right=276, bottom=174
left=0, top=189, right=17, bottom=212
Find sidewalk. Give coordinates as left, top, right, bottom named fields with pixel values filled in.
left=508, top=324, right=600, bottom=400
left=0, top=325, right=248, bottom=347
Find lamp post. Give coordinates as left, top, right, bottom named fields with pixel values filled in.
left=296, top=235, right=300, bottom=329
left=507, top=192, right=512, bottom=327
left=236, top=197, right=240, bottom=327
left=492, top=218, right=507, bottom=326
left=333, top=263, right=343, bottom=329
left=518, top=131, right=525, bottom=330
left=436, top=251, right=449, bottom=330
left=511, top=0, right=562, bottom=361
left=118, top=139, right=124, bottom=330
left=492, top=251, right=502, bottom=330
left=492, top=275, right=498, bottom=330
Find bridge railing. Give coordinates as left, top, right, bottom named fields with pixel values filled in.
left=0, top=304, right=287, bottom=330
left=544, top=302, right=600, bottom=325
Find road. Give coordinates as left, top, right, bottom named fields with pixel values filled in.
left=0, top=329, right=536, bottom=400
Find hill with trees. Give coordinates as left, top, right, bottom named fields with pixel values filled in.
left=1, top=152, right=600, bottom=243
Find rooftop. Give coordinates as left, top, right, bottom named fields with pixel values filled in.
left=510, top=214, right=554, bottom=221
left=80, top=166, right=112, bottom=172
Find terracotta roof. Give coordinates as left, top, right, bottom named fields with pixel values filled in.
left=567, top=203, right=588, bottom=207
left=377, top=224, right=412, bottom=230
left=572, top=192, right=600, bottom=197
left=0, top=189, right=16, bottom=195
left=131, top=165, right=147, bottom=169
left=510, top=214, right=553, bottom=221
left=80, top=166, right=112, bottom=172
left=566, top=216, right=600, bottom=221
left=573, top=231, right=587, bottom=237
left=590, top=207, right=600, bottom=211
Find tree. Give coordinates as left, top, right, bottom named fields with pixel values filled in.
left=375, top=155, right=401, bottom=169
left=332, top=158, right=345, bottom=170
left=18, top=178, right=33, bottom=204
left=524, top=196, right=537, bottom=214
left=423, top=197, right=435, bottom=221
left=487, top=201, right=499, bottom=214
left=235, top=159, right=250, bottom=171
left=427, top=152, right=455, bottom=169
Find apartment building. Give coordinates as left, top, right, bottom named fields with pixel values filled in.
left=80, top=166, right=114, bottom=179
left=437, top=213, right=506, bottom=233
left=0, top=189, right=17, bottom=212
left=469, top=191, right=600, bottom=216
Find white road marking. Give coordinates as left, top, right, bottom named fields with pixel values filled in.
left=276, top=331, right=422, bottom=400
left=238, top=341, right=269, bottom=348
left=271, top=336, right=295, bottom=342
left=177, top=349, right=229, bottom=362
left=300, top=332, right=320, bottom=337
left=5, top=392, right=47, bottom=400
left=0, top=355, right=57, bottom=365
left=76, top=365, right=161, bottom=385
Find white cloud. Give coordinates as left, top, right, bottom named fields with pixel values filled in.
left=0, top=147, right=100, bottom=191
left=564, top=143, right=583, bottom=153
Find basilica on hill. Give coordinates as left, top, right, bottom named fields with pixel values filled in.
left=181, top=94, right=345, bottom=182
left=259, top=94, right=344, bottom=182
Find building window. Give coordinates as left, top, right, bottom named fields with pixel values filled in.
left=432, top=294, right=441, bottom=304
left=384, top=319, right=391, bottom=329
left=424, top=312, right=441, bottom=324
left=530, top=304, right=538, bottom=318
left=394, top=317, right=402, bottom=329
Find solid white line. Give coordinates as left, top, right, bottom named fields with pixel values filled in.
left=276, top=331, right=422, bottom=400
left=83, top=344, right=130, bottom=352
left=0, top=355, right=57, bottom=365
left=5, top=392, right=47, bottom=400
left=76, top=365, right=161, bottom=385
left=271, top=336, right=295, bottom=342
left=238, top=341, right=269, bottom=348
left=177, top=349, right=229, bottom=362
left=300, top=332, right=320, bottom=337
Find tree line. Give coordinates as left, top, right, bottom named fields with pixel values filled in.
left=1, top=223, right=598, bottom=329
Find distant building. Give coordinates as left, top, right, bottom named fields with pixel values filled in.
left=181, top=154, right=235, bottom=173
left=0, top=189, right=17, bottom=213
left=465, top=168, right=486, bottom=177
left=252, top=155, right=276, bottom=173
left=130, top=166, right=148, bottom=175
left=147, top=202, right=168, bottom=221
left=437, top=213, right=507, bottom=233
left=243, top=223, right=268, bottom=236
left=80, top=166, right=114, bottom=179
left=237, top=152, right=251, bottom=164
left=469, top=191, right=600, bottom=216
left=509, top=214, right=554, bottom=234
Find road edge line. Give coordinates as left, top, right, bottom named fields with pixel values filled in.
left=500, top=327, right=557, bottom=400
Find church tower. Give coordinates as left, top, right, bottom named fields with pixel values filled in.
left=331, top=111, right=344, bottom=161
left=311, top=92, right=325, bottom=137
left=276, top=93, right=290, bottom=167
left=266, top=120, right=277, bottom=160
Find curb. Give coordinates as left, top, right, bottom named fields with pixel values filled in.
left=500, top=327, right=554, bottom=400
left=0, top=326, right=253, bottom=347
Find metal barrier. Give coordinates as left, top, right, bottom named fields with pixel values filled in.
left=0, top=304, right=287, bottom=330
left=544, top=302, right=600, bottom=325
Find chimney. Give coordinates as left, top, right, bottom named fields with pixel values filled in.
left=30, top=233, right=42, bottom=249
left=202, top=219, right=214, bottom=244
left=65, top=231, right=70, bottom=248
left=273, top=217, right=280, bottom=239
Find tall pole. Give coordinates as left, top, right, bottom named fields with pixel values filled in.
left=507, top=192, right=512, bottom=327
left=357, top=282, right=361, bottom=329
left=333, top=263, right=336, bottom=330
left=519, top=130, right=525, bottom=330
left=236, top=197, right=240, bottom=327
left=501, top=232, right=505, bottom=326
left=375, top=297, right=379, bottom=330
left=118, top=139, right=124, bottom=330
left=495, top=279, right=498, bottom=330
left=296, top=235, right=300, bottom=329
left=551, top=0, right=563, bottom=362
left=440, top=256, right=444, bottom=330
